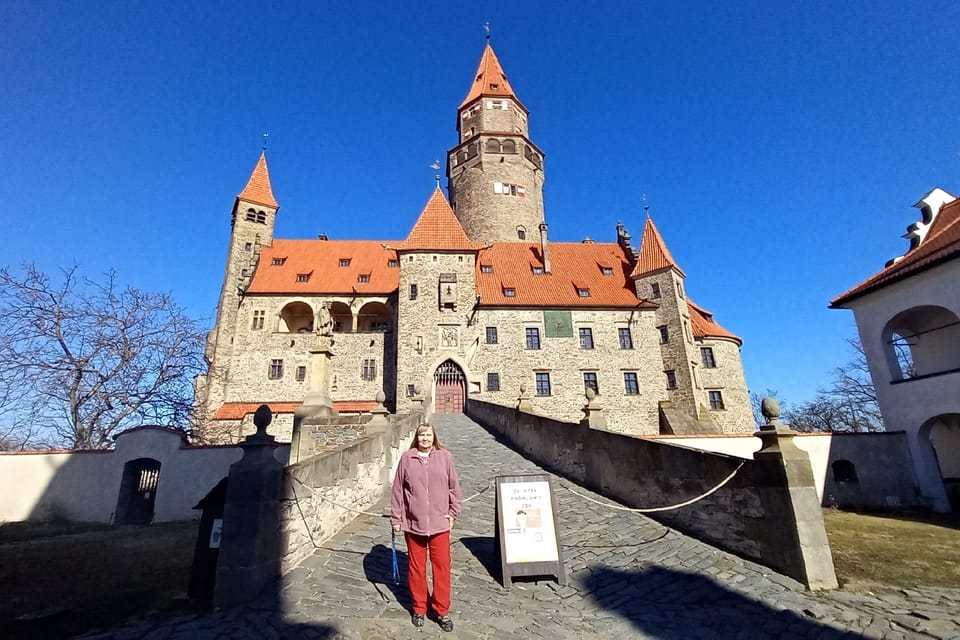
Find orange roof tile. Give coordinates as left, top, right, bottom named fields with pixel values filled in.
left=237, top=152, right=279, bottom=209
left=212, top=401, right=379, bottom=420
left=688, top=300, right=741, bottom=345
left=460, top=43, right=521, bottom=109
left=832, top=197, right=960, bottom=306
left=631, top=217, right=685, bottom=279
left=248, top=239, right=400, bottom=294
left=398, top=189, right=480, bottom=251
left=476, top=242, right=654, bottom=308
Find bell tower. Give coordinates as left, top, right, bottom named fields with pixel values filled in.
left=447, top=43, right=546, bottom=243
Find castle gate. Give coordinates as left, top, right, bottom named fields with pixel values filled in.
left=114, top=458, right=161, bottom=524
left=434, top=360, right=465, bottom=413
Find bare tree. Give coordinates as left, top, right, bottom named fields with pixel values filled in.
left=0, top=264, right=207, bottom=449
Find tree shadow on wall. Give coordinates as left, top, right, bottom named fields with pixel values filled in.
left=580, top=565, right=868, bottom=640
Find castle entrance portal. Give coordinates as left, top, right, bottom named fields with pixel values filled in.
left=115, top=458, right=161, bottom=524
left=434, top=360, right=465, bottom=413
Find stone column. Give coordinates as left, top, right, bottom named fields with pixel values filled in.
left=517, top=383, right=532, bottom=413
left=751, top=397, right=838, bottom=590
left=214, top=405, right=286, bottom=606
left=290, top=331, right=339, bottom=463
left=581, top=388, right=607, bottom=430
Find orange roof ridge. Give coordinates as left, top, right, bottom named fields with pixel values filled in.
left=687, top=300, right=742, bottom=345
left=237, top=152, right=279, bottom=208
left=631, top=217, right=686, bottom=278
left=460, top=43, right=520, bottom=109
left=400, top=188, right=479, bottom=251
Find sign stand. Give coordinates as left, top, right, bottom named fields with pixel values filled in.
left=494, top=474, right=566, bottom=588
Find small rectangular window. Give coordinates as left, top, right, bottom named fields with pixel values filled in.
left=297, top=273, right=310, bottom=283
left=244, top=242, right=252, bottom=251
left=481, top=264, right=493, bottom=274
left=701, top=347, right=716, bottom=368
left=487, top=372, right=500, bottom=392
left=618, top=327, right=633, bottom=350
left=525, top=327, right=541, bottom=350
left=295, top=366, right=306, bottom=382
left=665, top=370, right=677, bottom=390
left=601, top=266, right=614, bottom=276
left=271, top=257, right=284, bottom=266
left=535, top=372, right=551, bottom=396
left=486, top=327, right=498, bottom=344
left=579, top=327, right=594, bottom=349
left=269, top=359, right=284, bottom=380
left=388, top=259, right=399, bottom=268
left=358, top=274, right=370, bottom=283
left=577, top=288, right=590, bottom=298
left=361, top=359, right=377, bottom=381
left=623, top=372, right=639, bottom=395
left=409, top=283, right=418, bottom=300
left=241, top=268, right=248, bottom=278
left=583, top=372, right=599, bottom=395
left=532, top=266, right=544, bottom=275
left=252, top=310, right=265, bottom=330
left=677, top=281, right=685, bottom=299
left=659, top=325, right=670, bottom=344
left=504, top=287, right=516, bottom=297
left=339, top=258, right=351, bottom=267
left=708, top=390, right=725, bottom=410
left=407, top=384, right=416, bottom=397
left=651, top=282, right=661, bottom=299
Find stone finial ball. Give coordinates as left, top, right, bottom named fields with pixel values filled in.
left=376, top=390, right=386, bottom=403
left=253, top=404, right=273, bottom=431
left=760, top=397, right=781, bottom=423
left=585, top=387, right=596, bottom=400
left=519, top=383, right=527, bottom=394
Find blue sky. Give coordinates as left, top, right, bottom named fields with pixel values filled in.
left=3, top=1, right=959, bottom=406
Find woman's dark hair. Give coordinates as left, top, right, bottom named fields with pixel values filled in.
left=409, top=423, right=444, bottom=450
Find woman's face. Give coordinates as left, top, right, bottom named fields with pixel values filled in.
left=416, top=427, right=435, bottom=451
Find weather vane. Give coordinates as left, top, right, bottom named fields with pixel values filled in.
left=484, top=22, right=491, bottom=41
left=642, top=193, right=650, bottom=217
left=430, top=160, right=441, bottom=187
left=262, top=132, right=269, bottom=152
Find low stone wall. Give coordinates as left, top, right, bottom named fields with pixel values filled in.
left=281, top=414, right=420, bottom=570
left=467, top=399, right=836, bottom=588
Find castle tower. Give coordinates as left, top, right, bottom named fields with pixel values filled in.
left=201, top=152, right=280, bottom=418
left=447, top=43, right=546, bottom=244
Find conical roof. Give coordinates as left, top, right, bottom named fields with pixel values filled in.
left=399, top=188, right=479, bottom=251
left=460, top=43, right=521, bottom=109
left=237, top=152, right=279, bottom=209
left=631, top=217, right=686, bottom=278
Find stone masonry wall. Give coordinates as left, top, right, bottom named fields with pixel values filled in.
left=696, top=338, right=754, bottom=433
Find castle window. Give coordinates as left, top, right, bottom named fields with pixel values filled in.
left=245, top=208, right=257, bottom=222
left=601, top=266, right=614, bottom=276
left=677, top=281, right=685, bottom=299
left=407, top=384, right=416, bottom=397
left=502, top=139, right=516, bottom=153
left=683, top=319, right=693, bottom=343
left=665, top=370, right=677, bottom=390
left=535, top=372, right=551, bottom=396
left=651, top=282, right=661, bottom=299
left=372, top=320, right=388, bottom=332
left=701, top=347, right=716, bottom=368
left=583, top=372, right=599, bottom=395
left=579, top=327, right=594, bottom=349
left=503, top=287, right=516, bottom=297
left=388, top=259, right=399, bottom=268
left=296, top=366, right=306, bottom=382
left=486, top=327, right=498, bottom=344
left=252, top=310, right=265, bottom=330
left=618, top=327, right=633, bottom=350
left=708, top=390, right=725, bottom=410
left=409, top=284, right=418, bottom=300
left=525, top=327, right=541, bottom=350
left=481, top=264, right=493, bottom=273
left=358, top=274, right=370, bottom=283
left=339, top=259, right=351, bottom=267
left=489, top=83, right=500, bottom=90
left=623, top=372, right=639, bottom=395
left=487, top=372, right=500, bottom=392
left=532, top=266, right=544, bottom=275
left=244, top=242, right=252, bottom=251
left=576, top=287, right=590, bottom=298
left=361, top=359, right=377, bottom=381
left=268, top=359, right=284, bottom=380
left=516, top=226, right=526, bottom=240
left=241, top=269, right=248, bottom=278
left=271, top=257, right=286, bottom=266
left=296, top=273, right=311, bottom=283
left=256, top=211, right=266, bottom=224
left=659, top=325, right=669, bottom=344
left=485, top=139, right=501, bottom=153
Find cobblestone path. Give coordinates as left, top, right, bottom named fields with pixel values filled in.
left=78, top=414, right=960, bottom=639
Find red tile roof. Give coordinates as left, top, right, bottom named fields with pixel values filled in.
left=688, top=300, right=741, bottom=346
left=476, top=242, right=653, bottom=308
left=212, top=401, right=379, bottom=420
left=398, top=189, right=480, bottom=251
left=460, top=43, right=521, bottom=109
left=631, top=217, right=686, bottom=279
left=248, top=239, right=400, bottom=294
left=237, top=152, right=279, bottom=209
left=832, top=197, right=960, bottom=306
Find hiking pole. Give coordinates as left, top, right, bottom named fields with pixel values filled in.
left=391, top=528, right=400, bottom=585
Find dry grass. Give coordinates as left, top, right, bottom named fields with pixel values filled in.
left=0, top=520, right=201, bottom=639
left=823, top=509, right=960, bottom=590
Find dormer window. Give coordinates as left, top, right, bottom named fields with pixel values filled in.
left=574, top=280, right=590, bottom=297
left=339, top=258, right=351, bottom=267
left=296, top=273, right=311, bottom=283
left=272, top=257, right=286, bottom=266
left=388, top=259, right=399, bottom=268
left=532, top=266, right=544, bottom=275
left=481, top=264, right=493, bottom=274
left=358, top=274, right=370, bottom=283
left=504, top=288, right=516, bottom=297
left=600, top=266, right=614, bottom=276
left=489, top=83, right=499, bottom=90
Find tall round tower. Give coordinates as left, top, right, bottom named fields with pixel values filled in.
left=446, top=44, right=546, bottom=244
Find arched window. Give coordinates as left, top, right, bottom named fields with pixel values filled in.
left=516, top=226, right=526, bottom=240
left=279, top=301, right=314, bottom=333
left=328, top=301, right=353, bottom=333
left=256, top=210, right=266, bottom=224
left=501, top=139, right=516, bottom=154
left=485, top=139, right=501, bottom=153
left=882, top=305, right=960, bottom=380
left=357, top=301, right=392, bottom=332
left=831, top=460, right=859, bottom=483
left=245, top=208, right=257, bottom=222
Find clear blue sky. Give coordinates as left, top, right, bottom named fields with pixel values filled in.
left=3, top=1, right=959, bottom=406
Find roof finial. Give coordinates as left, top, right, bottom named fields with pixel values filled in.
left=483, top=22, right=491, bottom=41
left=642, top=193, right=651, bottom=218
left=262, top=132, right=269, bottom=152
left=430, top=160, right=441, bottom=188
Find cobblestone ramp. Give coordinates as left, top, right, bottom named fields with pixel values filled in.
left=78, top=414, right=960, bottom=639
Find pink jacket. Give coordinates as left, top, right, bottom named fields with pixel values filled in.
left=390, top=447, right=462, bottom=536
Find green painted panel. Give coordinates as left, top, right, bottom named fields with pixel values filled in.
left=543, top=310, right=573, bottom=338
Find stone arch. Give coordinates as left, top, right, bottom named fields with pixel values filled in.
left=920, top=414, right=960, bottom=510
left=279, top=301, right=314, bottom=333
left=328, top=301, right=353, bottom=333
left=114, top=458, right=161, bottom=525
left=357, top=301, right=392, bottom=332
left=485, top=139, right=502, bottom=153
left=434, top=359, right=466, bottom=413
left=501, top=139, right=516, bottom=154
left=882, top=305, right=960, bottom=380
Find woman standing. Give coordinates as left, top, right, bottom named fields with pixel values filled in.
left=390, top=423, right=462, bottom=632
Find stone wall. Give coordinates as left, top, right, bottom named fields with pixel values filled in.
left=696, top=337, right=754, bottom=433
left=280, top=414, right=420, bottom=570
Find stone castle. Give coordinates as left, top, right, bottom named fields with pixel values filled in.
left=195, top=43, right=753, bottom=442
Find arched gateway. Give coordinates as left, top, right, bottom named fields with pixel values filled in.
left=434, top=360, right=465, bottom=413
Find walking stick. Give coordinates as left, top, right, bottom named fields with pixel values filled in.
left=391, top=528, right=400, bottom=585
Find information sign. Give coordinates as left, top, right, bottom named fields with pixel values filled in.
left=495, top=474, right=566, bottom=587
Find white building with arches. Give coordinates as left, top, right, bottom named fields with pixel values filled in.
left=832, top=187, right=960, bottom=512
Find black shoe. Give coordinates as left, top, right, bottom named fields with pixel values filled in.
left=411, top=613, right=424, bottom=628
left=437, top=615, right=454, bottom=632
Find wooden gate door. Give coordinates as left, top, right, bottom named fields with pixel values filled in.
left=434, top=360, right=465, bottom=413
left=115, top=458, right=161, bottom=524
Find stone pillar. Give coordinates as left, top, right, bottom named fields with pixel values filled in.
left=517, top=383, right=532, bottom=413
left=366, top=390, right=390, bottom=433
left=290, top=333, right=339, bottom=463
left=581, top=388, right=607, bottom=430
left=214, top=405, right=285, bottom=606
left=751, top=397, right=838, bottom=590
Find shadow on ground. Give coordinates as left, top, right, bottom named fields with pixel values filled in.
left=458, top=535, right=502, bottom=583
left=580, top=565, right=868, bottom=640
left=362, top=542, right=412, bottom=612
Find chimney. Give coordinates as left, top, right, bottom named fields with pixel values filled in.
left=539, top=223, right=551, bottom=273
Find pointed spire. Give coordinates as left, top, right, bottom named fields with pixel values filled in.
left=237, top=152, right=279, bottom=209
left=400, top=188, right=479, bottom=251
left=631, top=217, right=686, bottom=278
left=460, top=43, right=520, bottom=109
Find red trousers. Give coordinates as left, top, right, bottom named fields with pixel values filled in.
left=404, top=530, right=451, bottom=616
